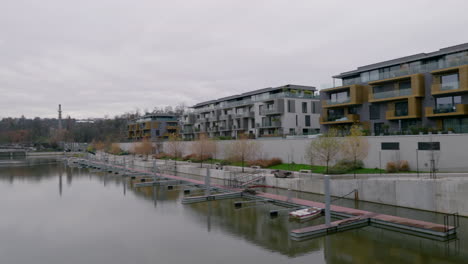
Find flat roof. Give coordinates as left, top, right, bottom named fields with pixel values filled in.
left=191, top=84, right=316, bottom=108
left=334, top=43, right=468, bottom=79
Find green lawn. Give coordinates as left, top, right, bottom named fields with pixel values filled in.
left=268, top=163, right=387, bottom=174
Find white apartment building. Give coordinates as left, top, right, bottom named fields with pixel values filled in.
left=180, top=84, right=320, bottom=140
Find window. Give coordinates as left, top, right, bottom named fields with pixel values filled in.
left=418, top=142, right=440, bottom=151
left=311, top=102, right=316, bottom=113
left=330, top=91, right=350, bottom=104
left=289, top=128, right=295, bottom=135
left=360, top=72, right=370, bottom=83
left=302, top=102, right=308, bottom=113
left=399, top=80, right=411, bottom=90
left=348, top=106, right=358, bottom=114
left=443, top=117, right=468, bottom=133
left=295, top=115, right=298, bottom=126
left=374, top=123, right=384, bottom=135
left=287, top=100, right=295, bottom=113
left=369, top=70, right=379, bottom=81
left=435, top=96, right=461, bottom=113
left=441, top=73, right=459, bottom=90
left=259, top=105, right=263, bottom=114
left=382, top=142, right=399, bottom=150
left=369, top=104, right=380, bottom=120
left=327, top=109, right=344, bottom=121
left=395, top=101, right=408, bottom=117
left=305, top=115, right=311, bottom=127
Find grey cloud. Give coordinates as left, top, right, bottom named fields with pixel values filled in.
left=1, top=0, right=467, bottom=118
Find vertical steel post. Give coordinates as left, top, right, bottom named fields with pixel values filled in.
left=324, top=175, right=331, bottom=226
left=205, top=168, right=211, bottom=196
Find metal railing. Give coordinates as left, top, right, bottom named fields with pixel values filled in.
left=373, top=88, right=412, bottom=99
left=326, top=97, right=351, bottom=105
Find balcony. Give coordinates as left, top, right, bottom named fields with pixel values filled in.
left=233, top=111, right=254, bottom=118
left=166, top=125, right=179, bottom=130
left=258, top=121, right=282, bottom=128
left=261, top=107, right=283, bottom=115
left=385, top=98, right=421, bottom=120
left=232, top=125, right=247, bottom=130
left=181, top=127, right=193, bottom=134
left=431, top=65, right=468, bottom=95
left=321, top=85, right=368, bottom=108
left=425, top=104, right=468, bottom=118
left=320, top=114, right=359, bottom=125
left=368, top=74, right=425, bottom=103
left=218, top=126, right=232, bottom=131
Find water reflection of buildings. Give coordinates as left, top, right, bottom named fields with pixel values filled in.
left=130, top=185, right=468, bottom=263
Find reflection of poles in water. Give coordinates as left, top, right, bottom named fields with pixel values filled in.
left=153, top=185, right=158, bottom=208
left=207, top=201, right=212, bottom=232
left=324, top=234, right=330, bottom=263
left=59, top=170, right=63, bottom=197
left=123, top=178, right=126, bottom=196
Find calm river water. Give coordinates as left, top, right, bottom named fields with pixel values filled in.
left=0, top=157, right=466, bottom=264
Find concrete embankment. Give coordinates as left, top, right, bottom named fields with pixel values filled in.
left=116, top=157, right=468, bottom=217
left=93, top=153, right=468, bottom=217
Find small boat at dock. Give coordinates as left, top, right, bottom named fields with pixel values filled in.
left=289, top=207, right=322, bottom=221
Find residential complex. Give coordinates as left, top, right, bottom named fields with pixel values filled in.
left=320, top=43, right=468, bottom=134
left=127, top=114, right=179, bottom=141
left=180, top=84, right=321, bottom=140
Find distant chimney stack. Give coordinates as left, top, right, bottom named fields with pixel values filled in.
left=58, top=104, right=62, bottom=130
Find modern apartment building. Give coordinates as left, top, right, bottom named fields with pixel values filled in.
left=127, top=114, right=179, bottom=141
left=320, top=43, right=468, bottom=134
left=180, top=84, right=321, bottom=140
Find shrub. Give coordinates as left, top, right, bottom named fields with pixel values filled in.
left=399, top=160, right=410, bottom=172
left=328, top=159, right=363, bottom=174
left=386, top=161, right=398, bottom=173
left=153, top=152, right=171, bottom=159
left=247, top=158, right=283, bottom=168
left=182, top=154, right=196, bottom=161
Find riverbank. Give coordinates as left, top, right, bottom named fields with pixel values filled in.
left=108, top=154, right=468, bottom=217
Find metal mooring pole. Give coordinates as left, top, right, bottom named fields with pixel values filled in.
left=324, top=175, right=331, bottom=226
left=205, top=168, right=211, bottom=196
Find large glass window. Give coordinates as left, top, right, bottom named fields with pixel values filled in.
left=395, top=101, right=408, bottom=117
left=287, top=100, right=295, bottom=113
left=327, top=108, right=344, bottom=121
left=348, top=106, right=358, bottom=114
left=305, top=115, right=311, bottom=127
left=360, top=72, right=370, bottom=83
left=369, top=104, right=380, bottom=120
left=369, top=70, right=379, bottom=81
left=435, top=96, right=461, bottom=113
left=441, top=73, right=459, bottom=91
left=399, top=80, right=411, bottom=90
left=302, top=102, right=308, bottom=113
left=329, top=91, right=350, bottom=104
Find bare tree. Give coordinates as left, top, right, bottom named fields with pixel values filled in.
left=166, top=133, right=184, bottom=164
left=134, top=138, right=154, bottom=160
left=225, top=134, right=261, bottom=172
left=191, top=133, right=216, bottom=168
left=309, top=128, right=341, bottom=174
left=343, top=124, right=369, bottom=177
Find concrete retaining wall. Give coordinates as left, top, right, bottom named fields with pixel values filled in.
left=120, top=133, right=468, bottom=172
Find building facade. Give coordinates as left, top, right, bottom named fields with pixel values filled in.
left=320, top=43, right=468, bottom=134
left=181, top=84, right=321, bottom=140
left=127, top=114, right=179, bottom=141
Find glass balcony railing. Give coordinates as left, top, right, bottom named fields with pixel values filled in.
left=194, top=92, right=319, bottom=113
left=440, top=81, right=460, bottom=91
left=326, top=97, right=351, bottom=105
left=373, top=88, right=412, bottom=99
left=434, top=106, right=456, bottom=114
left=335, top=56, right=468, bottom=88
left=394, top=109, right=409, bottom=117
left=327, top=116, right=348, bottom=122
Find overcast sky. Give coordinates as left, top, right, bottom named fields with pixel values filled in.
left=1, top=0, right=467, bottom=119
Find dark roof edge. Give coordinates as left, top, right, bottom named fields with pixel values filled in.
left=333, top=43, right=468, bottom=79
left=191, top=84, right=316, bottom=108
